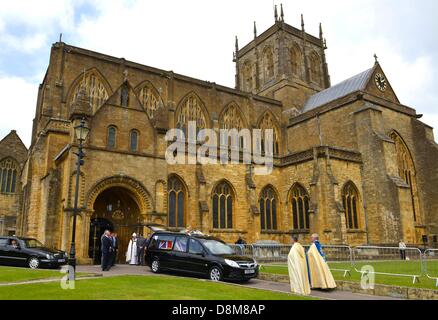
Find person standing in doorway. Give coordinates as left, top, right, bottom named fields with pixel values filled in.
left=101, top=230, right=113, bottom=271
left=126, top=233, right=138, bottom=265
left=111, top=232, right=118, bottom=266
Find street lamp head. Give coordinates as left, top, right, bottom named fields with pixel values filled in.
left=74, top=118, right=90, bottom=142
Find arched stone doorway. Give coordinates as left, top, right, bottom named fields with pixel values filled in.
left=85, top=176, right=153, bottom=264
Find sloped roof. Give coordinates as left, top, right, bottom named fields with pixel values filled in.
left=303, top=66, right=376, bottom=112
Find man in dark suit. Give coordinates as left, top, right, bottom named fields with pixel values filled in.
left=136, top=234, right=147, bottom=266
left=101, top=230, right=113, bottom=271
left=111, top=232, right=118, bottom=266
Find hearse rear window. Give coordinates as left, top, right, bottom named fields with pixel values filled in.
left=150, top=235, right=175, bottom=251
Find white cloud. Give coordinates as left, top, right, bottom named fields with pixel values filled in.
left=0, top=76, right=38, bottom=147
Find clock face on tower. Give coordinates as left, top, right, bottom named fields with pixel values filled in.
left=374, top=73, right=387, bottom=92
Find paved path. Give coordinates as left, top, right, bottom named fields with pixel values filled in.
left=77, top=264, right=402, bottom=300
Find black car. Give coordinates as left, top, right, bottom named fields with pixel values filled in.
left=0, top=236, right=68, bottom=269
left=145, top=231, right=258, bottom=282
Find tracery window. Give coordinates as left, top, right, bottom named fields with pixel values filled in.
left=71, top=71, right=109, bottom=113
left=176, top=93, right=207, bottom=135
left=309, top=52, right=322, bottom=85
left=0, top=158, right=19, bottom=194
left=220, top=103, right=245, bottom=148
left=260, top=186, right=278, bottom=231
left=168, top=176, right=186, bottom=228
left=259, top=112, right=280, bottom=156
left=137, top=82, right=163, bottom=119
left=242, top=61, right=253, bottom=92
left=390, top=132, right=421, bottom=222
left=342, top=182, right=360, bottom=230
left=263, top=47, right=275, bottom=82
left=290, top=45, right=302, bottom=78
left=212, top=181, right=233, bottom=229
left=291, top=184, right=310, bottom=230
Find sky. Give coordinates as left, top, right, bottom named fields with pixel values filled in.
left=0, top=0, right=437, bottom=147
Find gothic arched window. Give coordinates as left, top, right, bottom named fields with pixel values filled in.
left=390, top=131, right=421, bottom=222
left=212, top=181, right=234, bottom=229
left=130, top=130, right=139, bottom=152
left=0, top=158, right=19, bottom=194
left=107, top=126, right=117, bottom=149
left=137, top=81, right=163, bottom=119
left=290, top=184, right=310, bottom=231
left=290, top=45, right=302, bottom=78
left=263, top=47, right=274, bottom=82
left=259, top=112, right=280, bottom=156
left=260, top=186, right=278, bottom=231
left=70, top=70, right=109, bottom=113
left=242, top=61, right=253, bottom=92
left=342, top=182, right=360, bottom=230
left=309, top=52, right=322, bottom=85
left=168, top=176, right=186, bottom=228
left=176, top=93, right=208, bottom=135
left=220, top=103, right=246, bottom=148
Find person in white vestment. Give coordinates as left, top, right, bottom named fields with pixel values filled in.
left=306, top=234, right=336, bottom=290
left=287, top=236, right=311, bottom=296
left=126, top=233, right=138, bottom=265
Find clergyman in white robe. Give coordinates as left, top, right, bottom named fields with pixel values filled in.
left=307, top=234, right=336, bottom=290
left=287, top=237, right=311, bottom=296
left=126, top=233, right=138, bottom=265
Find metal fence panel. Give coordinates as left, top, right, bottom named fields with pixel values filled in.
left=353, top=246, right=423, bottom=283
left=424, top=249, right=438, bottom=287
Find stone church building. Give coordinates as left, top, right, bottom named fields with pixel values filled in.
left=2, top=9, right=438, bottom=263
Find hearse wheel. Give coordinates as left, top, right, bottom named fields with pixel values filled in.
left=209, top=266, right=223, bottom=282
left=151, top=258, right=161, bottom=273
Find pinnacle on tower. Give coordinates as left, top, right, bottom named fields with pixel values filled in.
left=280, top=4, right=284, bottom=22
left=254, top=21, right=257, bottom=38
left=274, top=5, right=278, bottom=22
left=319, top=23, right=323, bottom=39
left=235, top=36, right=239, bottom=52
left=301, top=14, right=305, bottom=31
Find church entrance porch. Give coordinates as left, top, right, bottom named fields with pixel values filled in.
left=88, top=187, right=146, bottom=264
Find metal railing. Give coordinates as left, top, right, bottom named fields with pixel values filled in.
left=353, top=246, right=423, bottom=284
left=424, top=249, right=438, bottom=287
left=229, top=243, right=438, bottom=284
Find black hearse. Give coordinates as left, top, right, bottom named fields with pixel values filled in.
left=145, top=230, right=258, bottom=282
left=0, top=236, right=68, bottom=269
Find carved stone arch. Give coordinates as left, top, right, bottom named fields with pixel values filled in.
left=211, top=179, right=237, bottom=199
left=66, top=68, right=112, bottom=114
left=219, top=101, right=248, bottom=130
left=288, top=182, right=311, bottom=231
left=259, top=184, right=280, bottom=202
left=341, top=180, right=361, bottom=230
left=134, top=80, right=165, bottom=119
left=175, top=91, right=210, bottom=130
left=85, top=175, right=153, bottom=215
left=168, top=173, right=190, bottom=197
left=287, top=182, right=310, bottom=203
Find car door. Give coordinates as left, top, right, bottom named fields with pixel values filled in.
left=4, top=239, right=28, bottom=267
left=153, top=235, right=175, bottom=269
left=0, top=238, right=8, bottom=265
left=186, top=238, right=209, bottom=275
left=169, top=236, right=190, bottom=272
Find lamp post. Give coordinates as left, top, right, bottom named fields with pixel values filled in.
left=69, top=118, right=90, bottom=280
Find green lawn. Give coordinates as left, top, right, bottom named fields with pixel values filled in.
left=260, top=261, right=438, bottom=290
left=0, top=266, right=89, bottom=284
left=0, top=275, right=314, bottom=300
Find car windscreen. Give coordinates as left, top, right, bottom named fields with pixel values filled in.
left=200, top=239, right=235, bottom=255
left=22, top=239, right=45, bottom=248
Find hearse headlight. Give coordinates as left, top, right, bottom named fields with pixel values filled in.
left=225, top=259, right=240, bottom=268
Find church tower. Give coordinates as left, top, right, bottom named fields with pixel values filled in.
left=234, top=4, right=330, bottom=110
